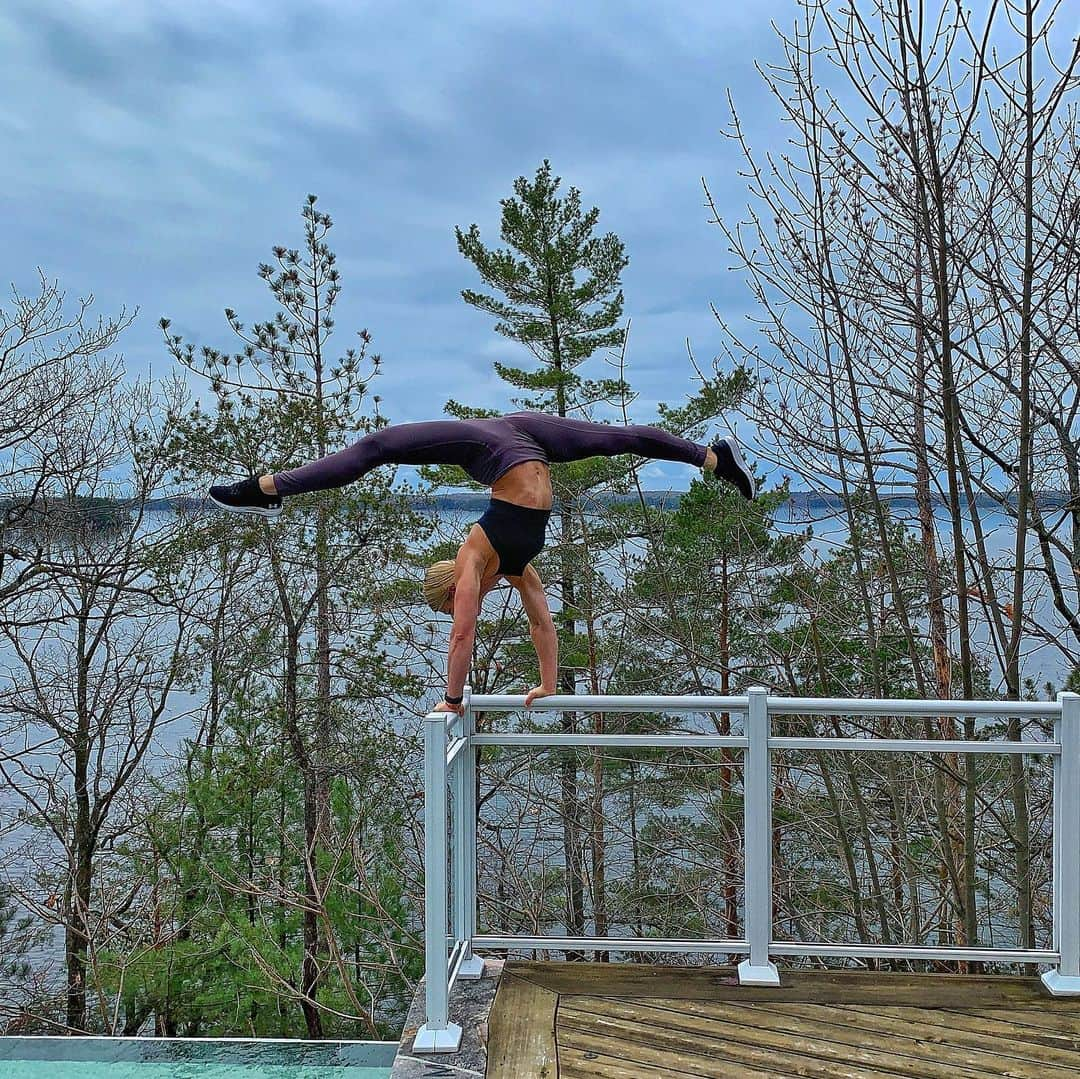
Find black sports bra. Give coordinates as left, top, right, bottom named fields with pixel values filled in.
left=475, top=498, right=551, bottom=576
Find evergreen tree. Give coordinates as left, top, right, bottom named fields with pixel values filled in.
left=0, top=882, right=36, bottom=1031
left=452, top=163, right=758, bottom=956
left=161, top=196, right=425, bottom=1035
left=453, top=159, right=628, bottom=417
left=619, top=472, right=802, bottom=940
left=452, top=161, right=630, bottom=949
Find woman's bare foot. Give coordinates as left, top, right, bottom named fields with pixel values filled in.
left=258, top=475, right=278, bottom=496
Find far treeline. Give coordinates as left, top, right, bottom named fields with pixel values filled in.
left=1, top=0, right=1077, bottom=1044
left=2, top=488, right=1073, bottom=521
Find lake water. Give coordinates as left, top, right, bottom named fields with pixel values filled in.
left=0, top=497, right=1072, bottom=986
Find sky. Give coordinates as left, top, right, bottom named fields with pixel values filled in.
left=2, top=0, right=802, bottom=488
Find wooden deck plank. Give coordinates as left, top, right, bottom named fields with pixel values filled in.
left=938, top=1005, right=1080, bottom=1034
left=558, top=1023, right=817, bottom=1079
left=751, top=1001, right=1080, bottom=1057
left=558, top=1044, right=687, bottom=1078
left=557, top=1038, right=770, bottom=1078
left=506, top=958, right=745, bottom=1000
left=607, top=995, right=1080, bottom=1076
left=814, top=1002, right=1080, bottom=1038
left=559, top=999, right=981, bottom=1079
left=485, top=971, right=558, bottom=1079
left=505, top=960, right=1046, bottom=1006
left=484, top=962, right=1068, bottom=1078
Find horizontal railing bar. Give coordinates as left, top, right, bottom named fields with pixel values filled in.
left=768, top=942, right=1058, bottom=962
left=472, top=935, right=750, bottom=954
left=471, top=935, right=1056, bottom=964
left=465, top=734, right=1054, bottom=754
left=771, top=738, right=1058, bottom=755
left=469, top=695, right=749, bottom=713
left=470, top=734, right=749, bottom=748
left=768, top=697, right=1060, bottom=717
left=467, top=693, right=1061, bottom=718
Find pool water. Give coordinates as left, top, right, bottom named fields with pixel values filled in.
left=0, top=1037, right=396, bottom=1079
left=0, top=1067, right=390, bottom=1078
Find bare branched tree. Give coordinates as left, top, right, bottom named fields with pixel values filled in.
left=709, top=0, right=1077, bottom=963
left=0, top=273, right=133, bottom=606
left=0, top=353, right=196, bottom=1031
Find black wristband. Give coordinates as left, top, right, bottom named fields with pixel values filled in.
left=444, top=692, right=463, bottom=706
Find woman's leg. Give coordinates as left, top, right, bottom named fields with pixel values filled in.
left=504, top=412, right=708, bottom=468
left=271, top=432, right=385, bottom=496
left=271, top=420, right=470, bottom=496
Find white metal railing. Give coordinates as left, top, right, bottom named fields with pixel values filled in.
left=412, top=687, right=1080, bottom=1053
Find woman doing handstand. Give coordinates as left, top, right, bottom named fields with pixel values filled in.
left=208, top=412, right=755, bottom=715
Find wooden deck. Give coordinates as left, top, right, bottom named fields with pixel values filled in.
left=485, top=960, right=1080, bottom=1078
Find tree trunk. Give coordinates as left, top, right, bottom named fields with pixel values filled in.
left=718, top=553, right=738, bottom=941
left=66, top=840, right=92, bottom=1032
left=1003, top=0, right=1037, bottom=965
left=585, top=618, right=608, bottom=960
left=551, top=314, right=586, bottom=958
left=309, top=255, right=333, bottom=1024
left=300, top=771, right=324, bottom=1038
left=896, top=48, right=979, bottom=962
left=912, top=240, right=977, bottom=963
left=628, top=761, right=644, bottom=938
left=280, top=626, right=323, bottom=1037
left=67, top=613, right=92, bottom=1032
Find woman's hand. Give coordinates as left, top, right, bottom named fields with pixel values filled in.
left=433, top=699, right=464, bottom=716
left=525, top=684, right=556, bottom=708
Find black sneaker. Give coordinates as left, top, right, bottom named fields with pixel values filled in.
left=708, top=436, right=756, bottom=500
left=208, top=476, right=283, bottom=518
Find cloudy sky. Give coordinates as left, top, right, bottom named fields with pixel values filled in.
left=2, top=0, right=799, bottom=487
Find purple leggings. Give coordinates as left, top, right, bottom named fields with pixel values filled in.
left=273, top=411, right=707, bottom=495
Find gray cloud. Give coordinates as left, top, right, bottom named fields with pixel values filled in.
left=1, top=0, right=797, bottom=486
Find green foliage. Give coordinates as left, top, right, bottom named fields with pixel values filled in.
left=97, top=682, right=421, bottom=1037
left=622, top=473, right=805, bottom=696
left=0, top=494, right=132, bottom=537
left=96, top=196, right=433, bottom=1036
left=0, top=882, right=34, bottom=997
left=771, top=500, right=951, bottom=699
left=455, top=159, right=628, bottom=412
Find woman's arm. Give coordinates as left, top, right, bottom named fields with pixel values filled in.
left=516, top=565, right=558, bottom=705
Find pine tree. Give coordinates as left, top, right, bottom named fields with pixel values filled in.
left=453, top=159, right=629, bottom=418
left=162, top=196, right=424, bottom=1035
left=0, top=881, right=35, bottom=1027
left=453, top=161, right=630, bottom=951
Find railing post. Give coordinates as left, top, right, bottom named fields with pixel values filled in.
left=1044, top=691, right=1080, bottom=996
left=413, top=712, right=463, bottom=1053
left=456, top=684, right=483, bottom=979
left=739, top=686, right=780, bottom=986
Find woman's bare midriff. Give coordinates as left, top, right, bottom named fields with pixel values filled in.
left=490, top=460, right=553, bottom=510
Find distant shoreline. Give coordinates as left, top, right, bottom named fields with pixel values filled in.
left=128, top=489, right=1074, bottom=514
left=4, top=489, right=1070, bottom=520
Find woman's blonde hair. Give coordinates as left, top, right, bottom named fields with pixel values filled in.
left=423, top=559, right=457, bottom=612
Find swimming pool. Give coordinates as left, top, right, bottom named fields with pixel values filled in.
left=0, top=1036, right=396, bottom=1078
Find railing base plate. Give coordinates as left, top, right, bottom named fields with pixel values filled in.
left=413, top=1021, right=463, bottom=1054
left=738, top=959, right=781, bottom=986
left=1041, top=970, right=1080, bottom=997
left=456, top=955, right=485, bottom=981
